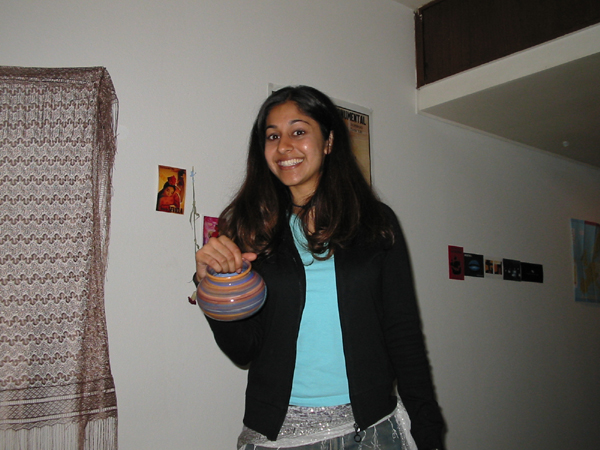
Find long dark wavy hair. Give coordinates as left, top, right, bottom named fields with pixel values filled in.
left=219, top=85, right=394, bottom=258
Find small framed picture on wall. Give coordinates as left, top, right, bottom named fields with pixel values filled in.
left=156, top=165, right=186, bottom=214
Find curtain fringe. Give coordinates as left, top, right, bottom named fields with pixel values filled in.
left=0, top=417, right=117, bottom=450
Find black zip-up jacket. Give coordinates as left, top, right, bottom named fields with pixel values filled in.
left=203, top=204, right=445, bottom=449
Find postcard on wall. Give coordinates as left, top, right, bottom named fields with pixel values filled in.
left=268, top=83, right=372, bottom=185
left=484, top=257, right=503, bottom=279
left=156, top=165, right=186, bottom=214
left=571, top=218, right=600, bottom=302
left=503, top=259, right=522, bottom=282
left=464, top=253, right=484, bottom=278
left=521, top=262, right=544, bottom=283
left=448, top=245, right=464, bottom=280
left=203, top=216, right=219, bottom=245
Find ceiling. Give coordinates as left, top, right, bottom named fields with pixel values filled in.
left=395, top=0, right=430, bottom=9
left=394, top=0, right=600, bottom=169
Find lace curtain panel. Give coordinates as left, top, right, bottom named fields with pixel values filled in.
left=0, top=67, right=118, bottom=449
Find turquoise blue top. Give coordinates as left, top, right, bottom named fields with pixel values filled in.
left=289, top=215, right=351, bottom=407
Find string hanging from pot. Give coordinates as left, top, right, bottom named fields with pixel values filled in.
left=188, top=166, right=200, bottom=305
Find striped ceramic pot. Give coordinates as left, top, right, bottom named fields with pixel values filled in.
left=196, top=261, right=266, bottom=321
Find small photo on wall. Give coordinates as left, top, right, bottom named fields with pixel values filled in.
left=485, top=257, right=503, bottom=279
left=156, top=165, right=186, bottom=214
left=203, top=216, right=219, bottom=245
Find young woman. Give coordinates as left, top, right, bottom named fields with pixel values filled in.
left=156, top=177, right=181, bottom=213
left=194, top=86, right=445, bottom=450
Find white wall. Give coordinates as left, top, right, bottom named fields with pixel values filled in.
left=2, top=1, right=600, bottom=449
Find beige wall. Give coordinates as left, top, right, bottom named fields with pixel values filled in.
left=2, top=1, right=600, bottom=449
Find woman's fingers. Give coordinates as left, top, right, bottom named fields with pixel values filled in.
left=242, top=252, right=258, bottom=263
left=195, top=236, right=245, bottom=279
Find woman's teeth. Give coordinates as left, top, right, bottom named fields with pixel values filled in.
left=279, top=158, right=303, bottom=167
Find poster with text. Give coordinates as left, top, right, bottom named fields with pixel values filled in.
left=337, top=106, right=371, bottom=185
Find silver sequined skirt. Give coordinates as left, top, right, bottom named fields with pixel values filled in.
left=237, top=398, right=417, bottom=449
left=238, top=403, right=355, bottom=448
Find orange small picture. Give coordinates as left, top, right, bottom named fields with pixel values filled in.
left=156, top=165, right=186, bottom=214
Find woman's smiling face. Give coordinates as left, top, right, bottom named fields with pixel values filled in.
left=264, top=101, right=331, bottom=204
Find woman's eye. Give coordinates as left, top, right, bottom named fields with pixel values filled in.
left=293, top=129, right=305, bottom=136
left=266, top=133, right=279, bottom=141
